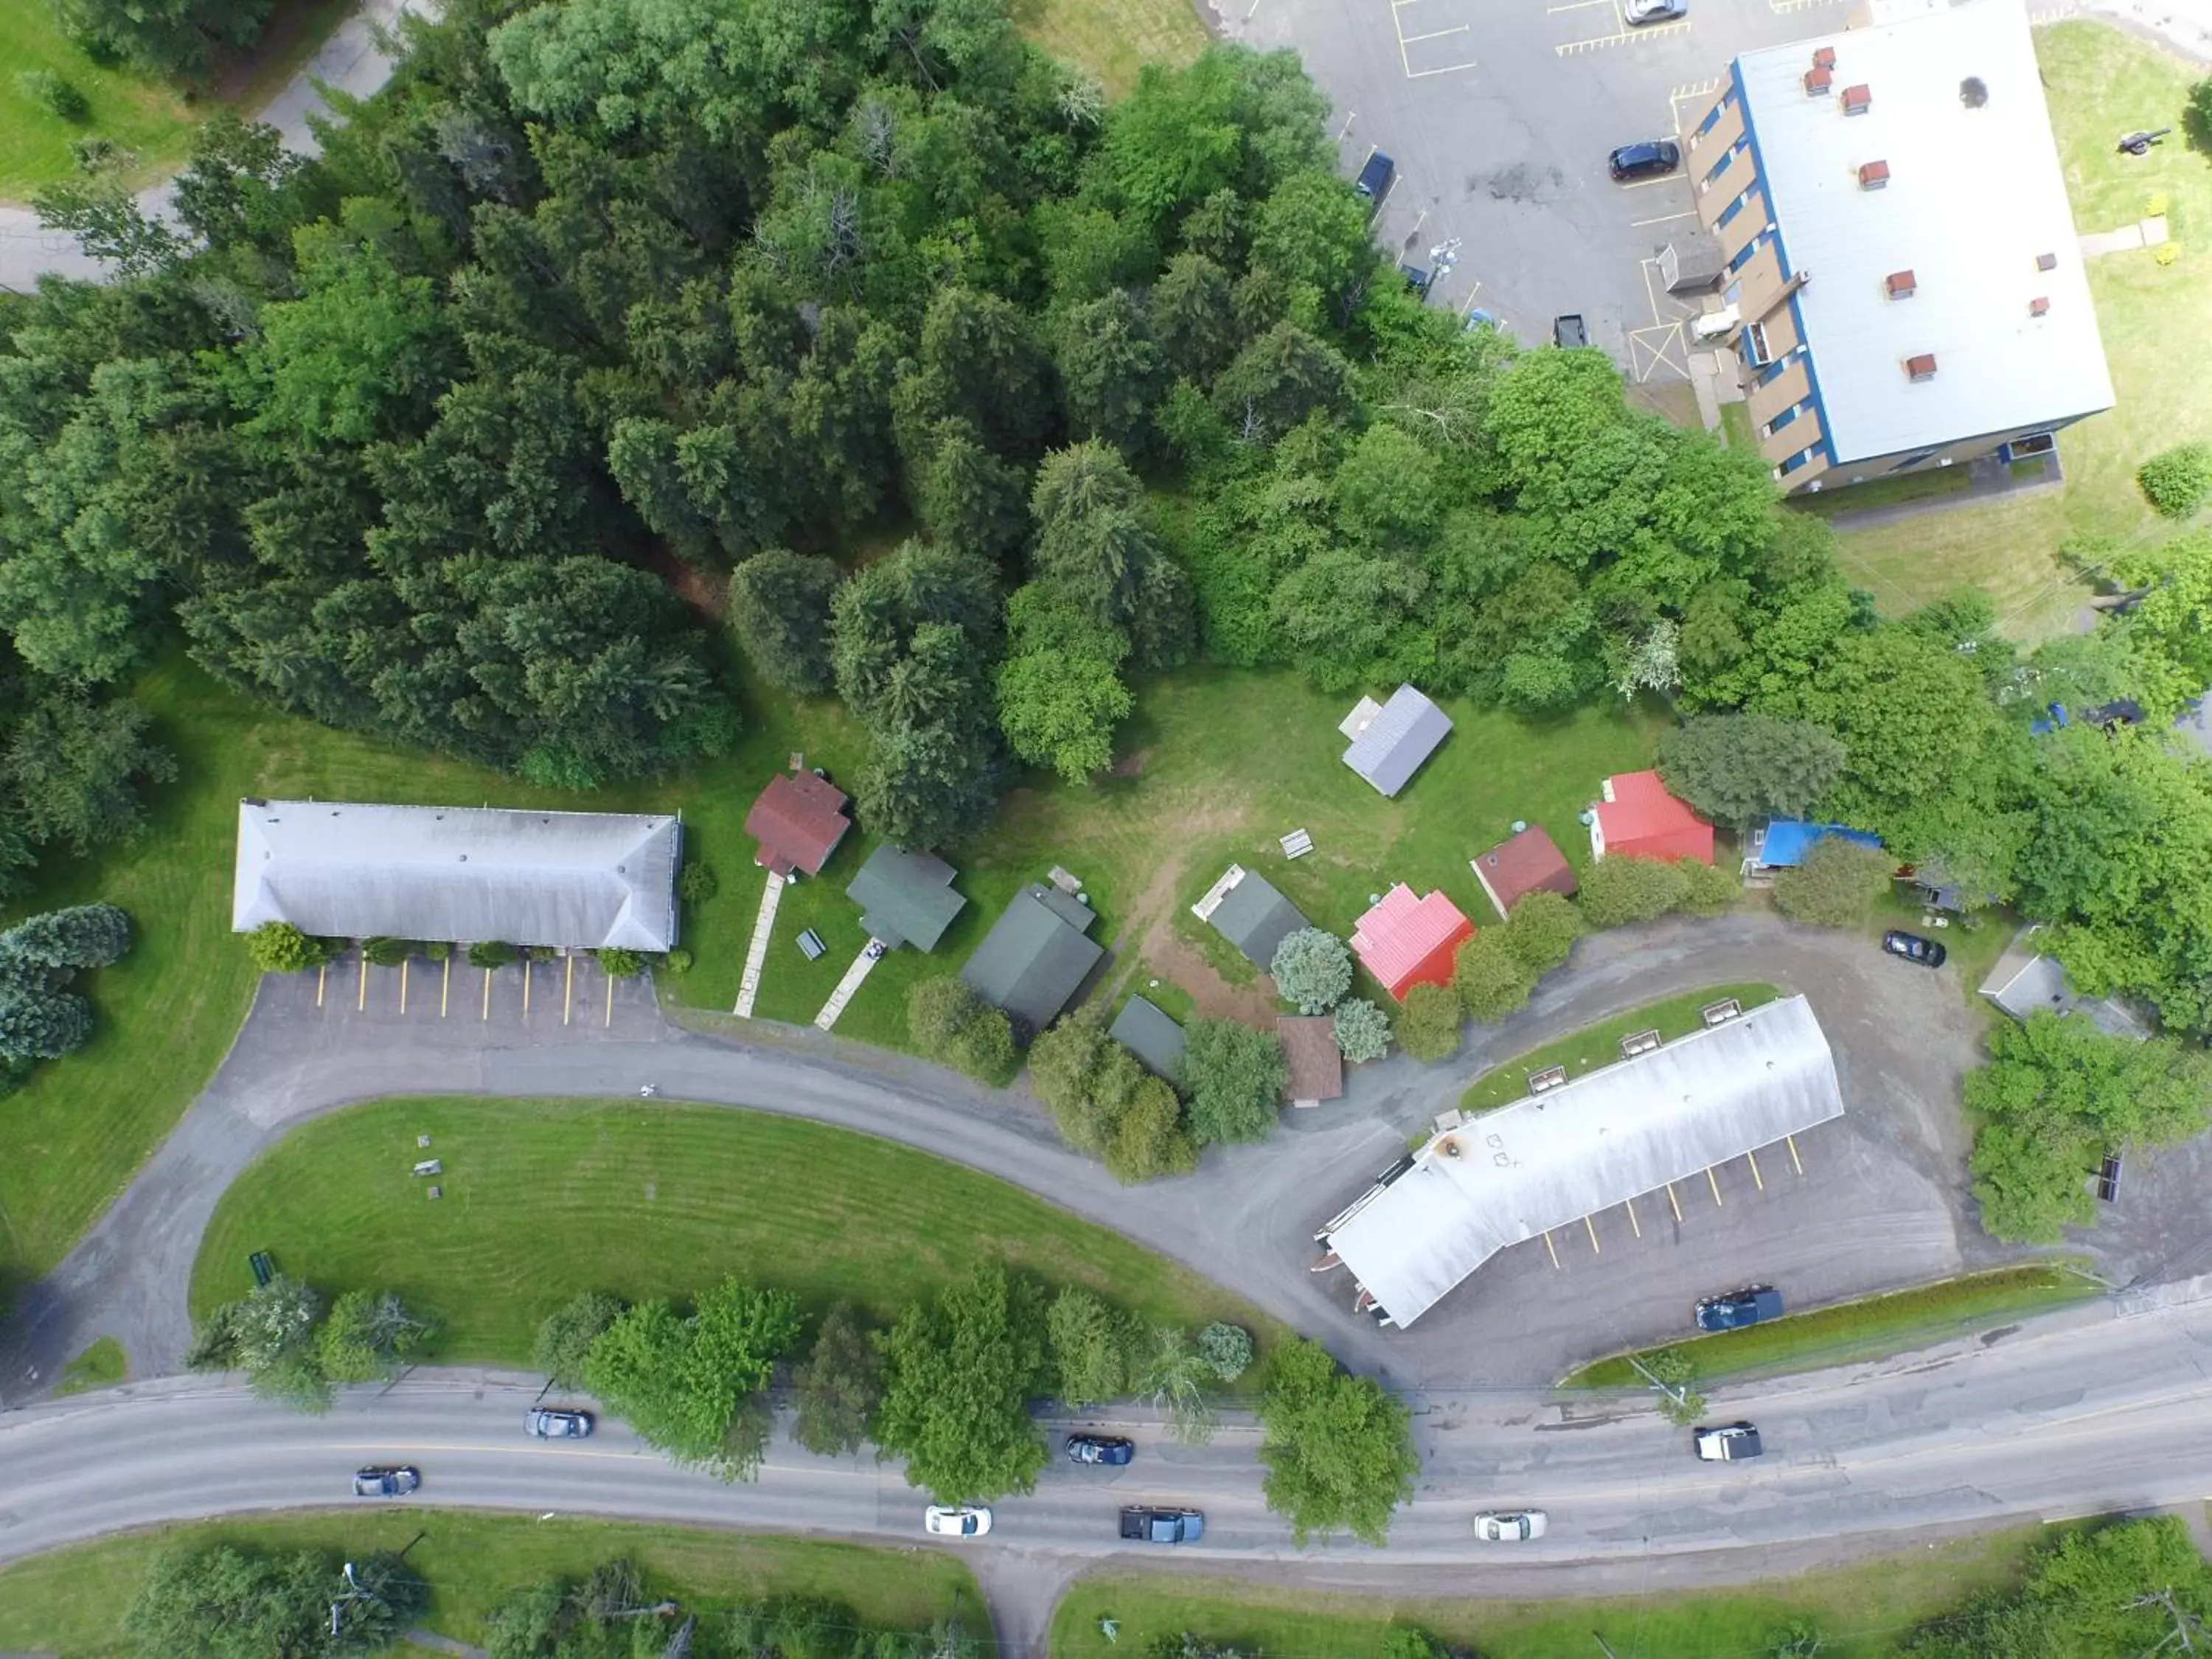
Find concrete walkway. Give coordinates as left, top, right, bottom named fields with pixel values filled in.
left=734, top=870, right=785, bottom=1018
left=812, top=944, right=883, bottom=1031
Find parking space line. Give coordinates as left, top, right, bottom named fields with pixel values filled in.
left=1392, top=0, right=1478, bottom=77
left=1556, top=18, right=1687, bottom=53
left=522, top=958, right=532, bottom=1018
left=563, top=955, right=575, bottom=1026
left=481, top=967, right=492, bottom=1021
left=1543, top=1229, right=1561, bottom=1269
left=357, top=955, right=367, bottom=1012
left=604, top=972, right=614, bottom=1029
left=1408, top=57, right=1481, bottom=76
left=1402, top=24, right=1470, bottom=41
left=1583, top=1214, right=1601, bottom=1254
left=1746, top=1148, right=1766, bottom=1192
left=316, top=964, right=326, bottom=1009
left=1666, top=1180, right=1683, bottom=1222
left=1624, top=1196, right=1643, bottom=1239
left=1546, top=0, right=1612, bottom=11
left=440, top=956, right=451, bottom=1018
left=400, top=959, right=409, bottom=1015
left=1706, top=1166, right=1724, bottom=1206
left=1787, top=1133, right=1805, bottom=1175
left=1632, top=209, right=1697, bottom=227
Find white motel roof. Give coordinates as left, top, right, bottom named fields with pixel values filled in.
left=1733, top=0, right=2112, bottom=466
left=233, top=799, right=682, bottom=952
left=1325, top=995, right=1844, bottom=1326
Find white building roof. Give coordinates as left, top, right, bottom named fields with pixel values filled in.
left=1735, top=0, right=2112, bottom=465
left=233, top=799, right=681, bottom=952
left=1325, top=995, right=1845, bottom=1326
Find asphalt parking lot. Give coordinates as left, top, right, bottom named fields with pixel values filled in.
left=1224, top=0, right=1868, bottom=382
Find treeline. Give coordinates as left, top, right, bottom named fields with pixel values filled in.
left=189, top=1273, right=435, bottom=1408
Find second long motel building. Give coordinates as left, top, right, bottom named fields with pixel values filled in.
left=1682, top=0, right=2113, bottom=493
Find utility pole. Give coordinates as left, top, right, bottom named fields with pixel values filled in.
left=1625, top=1353, right=1688, bottom=1408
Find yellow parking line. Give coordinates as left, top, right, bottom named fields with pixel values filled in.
left=1706, top=1166, right=1724, bottom=1206
left=357, top=954, right=367, bottom=1012
left=1787, top=1133, right=1805, bottom=1175
left=440, top=956, right=451, bottom=1018
left=563, top=955, right=574, bottom=1026
left=1746, top=1148, right=1765, bottom=1192
left=522, top=957, right=532, bottom=1018
left=1543, top=1229, right=1561, bottom=1269
left=1624, top=1196, right=1643, bottom=1239
left=316, top=964, right=326, bottom=1009
left=399, top=959, right=409, bottom=1015
left=481, top=967, right=493, bottom=1021
left=1584, top=1214, right=1601, bottom=1255
left=1666, top=1180, right=1683, bottom=1222
left=604, top=972, right=614, bottom=1029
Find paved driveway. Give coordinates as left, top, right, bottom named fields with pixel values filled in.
left=1222, top=0, right=1862, bottom=379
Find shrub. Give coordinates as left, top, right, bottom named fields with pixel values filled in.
left=662, top=947, right=694, bottom=975
left=361, top=936, right=411, bottom=967
left=906, top=975, right=1017, bottom=1085
left=1773, top=837, right=1893, bottom=928
left=2137, top=442, right=2212, bottom=518
left=17, top=71, right=89, bottom=123
left=1576, top=856, right=1690, bottom=928
left=1048, top=1287, right=1143, bottom=1406
left=1453, top=933, right=1534, bottom=1023
left=1332, top=997, right=1391, bottom=1062
left=1183, top=1018, right=1288, bottom=1145
left=1197, top=1321, right=1254, bottom=1382
left=597, top=946, right=645, bottom=977
left=419, top=940, right=451, bottom=961
left=1674, top=858, right=1742, bottom=917
left=678, top=862, right=718, bottom=903
left=465, top=940, right=517, bottom=969
left=1394, top=982, right=1463, bottom=1062
left=1269, top=927, right=1352, bottom=1015
left=246, top=921, right=328, bottom=974
left=1498, top=891, right=1585, bottom=974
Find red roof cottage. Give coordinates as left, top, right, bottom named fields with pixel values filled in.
left=1351, top=884, right=1475, bottom=1001
left=1590, top=771, right=1714, bottom=865
left=1470, top=825, right=1578, bottom=920
left=745, top=770, right=852, bottom=877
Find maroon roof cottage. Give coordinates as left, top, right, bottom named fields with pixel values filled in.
left=745, top=771, right=852, bottom=877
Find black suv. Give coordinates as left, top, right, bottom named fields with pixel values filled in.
left=1882, top=930, right=1947, bottom=968
left=1553, top=314, right=1589, bottom=349
left=1608, top=139, right=1681, bottom=181
left=1354, top=149, right=1395, bottom=211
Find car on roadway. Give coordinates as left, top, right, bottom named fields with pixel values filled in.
left=526, top=1408, right=595, bottom=1438
left=1695, top=1285, right=1784, bottom=1333
left=924, top=1506, right=992, bottom=1538
left=1473, top=1509, right=1548, bottom=1542
left=1623, top=0, right=1687, bottom=21
left=352, top=1465, right=420, bottom=1497
left=1065, top=1433, right=1135, bottom=1466
left=1882, top=929, right=1948, bottom=969
left=1608, top=139, right=1682, bottom=182
left=1693, top=1422, right=1764, bottom=1462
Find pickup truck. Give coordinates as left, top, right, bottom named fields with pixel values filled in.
left=1120, top=1506, right=1204, bottom=1544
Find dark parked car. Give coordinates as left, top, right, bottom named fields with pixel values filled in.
left=1695, top=1285, right=1784, bottom=1333
left=1882, top=929, right=1947, bottom=968
left=1399, top=262, right=1433, bottom=300
left=1066, top=1433, right=1135, bottom=1466
left=526, top=1408, right=594, bottom=1438
left=1693, top=1423, right=1763, bottom=1462
left=1553, top=314, right=1589, bottom=349
left=352, top=1465, right=420, bottom=1497
left=1354, top=149, right=1395, bottom=209
left=1608, top=139, right=1682, bottom=181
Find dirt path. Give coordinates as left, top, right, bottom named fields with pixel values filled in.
left=1104, top=790, right=1279, bottom=1026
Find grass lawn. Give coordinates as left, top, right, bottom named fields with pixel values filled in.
left=1459, top=984, right=1781, bottom=1113
left=191, top=1096, right=1279, bottom=1361
left=0, top=1512, right=978, bottom=1658
left=1717, top=401, right=1756, bottom=451
left=51, top=1335, right=125, bottom=1397
left=1561, top=1262, right=2100, bottom=1389
left=0, top=0, right=355, bottom=201
left=1815, top=21, right=2212, bottom=636
left=1007, top=0, right=1208, bottom=97
left=1051, top=1526, right=2042, bottom=1659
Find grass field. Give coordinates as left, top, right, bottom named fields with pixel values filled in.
left=0, top=1511, right=978, bottom=1657
left=1561, top=1263, right=2100, bottom=1389
left=1817, top=22, right=2212, bottom=636
left=0, top=0, right=354, bottom=201
left=1459, top=984, right=1781, bottom=1113
left=1009, top=0, right=1208, bottom=97
left=51, top=1336, right=125, bottom=1397
left=192, top=1096, right=1277, bottom=1361
left=1051, top=1526, right=2043, bottom=1659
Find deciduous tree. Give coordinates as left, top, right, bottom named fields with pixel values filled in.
left=1047, top=1286, right=1141, bottom=1407
left=582, top=1279, right=801, bottom=1477
left=533, top=1290, right=623, bottom=1392
left=1498, top=891, right=1585, bottom=975
left=1332, top=997, right=1390, bottom=1063
left=728, top=549, right=840, bottom=695
left=1255, top=1337, right=1419, bottom=1545
left=875, top=1265, right=1049, bottom=1502
left=792, top=1302, right=883, bottom=1457
left=317, top=1288, right=434, bottom=1382
left=1181, top=1018, right=1287, bottom=1144
left=1658, top=713, right=1849, bottom=830
left=1394, top=981, right=1463, bottom=1062
left=1269, top=927, right=1352, bottom=1015
left=1773, top=837, right=1893, bottom=929
left=1452, top=932, right=1534, bottom=1023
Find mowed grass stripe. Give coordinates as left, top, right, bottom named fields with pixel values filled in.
left=193, top=1096, right=1276, bottom=1363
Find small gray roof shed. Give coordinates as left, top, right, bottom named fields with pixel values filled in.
left=1209, top=871, right=1309, bottom=970
left=1343, top=686, right=1453, bottom=798
left=232, top=799, right=681, bottom=951
left=847, top=846, right=967, bottom=951
left=1110, top=996, right=1187, bottom=1083
left=960, top=884, right=1103, bottom=1032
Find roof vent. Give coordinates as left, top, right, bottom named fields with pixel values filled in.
left=1905, top=352, right=1938, bottom=382
left=1814, top=45, right=1837, bottom=67
left=1886, top=268, right=1916, bottom=298
left=1858, top=159, right=1891, bottom=189
left=1961, top=75, right=1988, bottom=108
left=2037, top=251, right=2058, bottom=271
left=1805, top=65, right=1833, bottom=94
left=1842, top=83, right=1872, bottom=115
left=2030, top=296, right=2051, bottom=317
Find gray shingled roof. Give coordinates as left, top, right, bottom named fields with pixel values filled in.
left=847, top=846, right=966, bottom=952
left=232, top=799, right=681, bottom=951
left=1980, top=926, right=2147, bottom=1041
left=961, top=885, right=1103, bottom=1032
left=1110, top=995, right=1186, bottom=1083
left=1343, top=686, right=1453, bottom=798
left=1324, top=995, right=1845, bottom=1326
left=1210, top=871, right=1308, bottom=969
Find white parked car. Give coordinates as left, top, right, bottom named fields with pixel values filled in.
left=1473, top=1509, right=1548, bottom=1543
left=924, top=1505, right=992, bottom=1538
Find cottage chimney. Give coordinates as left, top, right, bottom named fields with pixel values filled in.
left=1905, top=352, right=1938, bottom=382
left=1858, top=159, right=1891, bottom=189
left=1814, top=46, right=1837, bottom=67
left=1805, top=65, right=1833, bottom=95
left=2029, top=296, right=2051, bottom=318
left=1842, top=83, right=1872, bottom=115
left=1885, top=269, right=1916, bottom=299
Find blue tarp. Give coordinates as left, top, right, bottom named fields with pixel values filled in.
left=1760, top=820, right=1882, bottom=868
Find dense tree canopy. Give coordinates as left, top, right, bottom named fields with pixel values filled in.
left=874, top=1264, right=1050, bottom=1502
left=1256, top=1337, right=1419, bottom=1545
